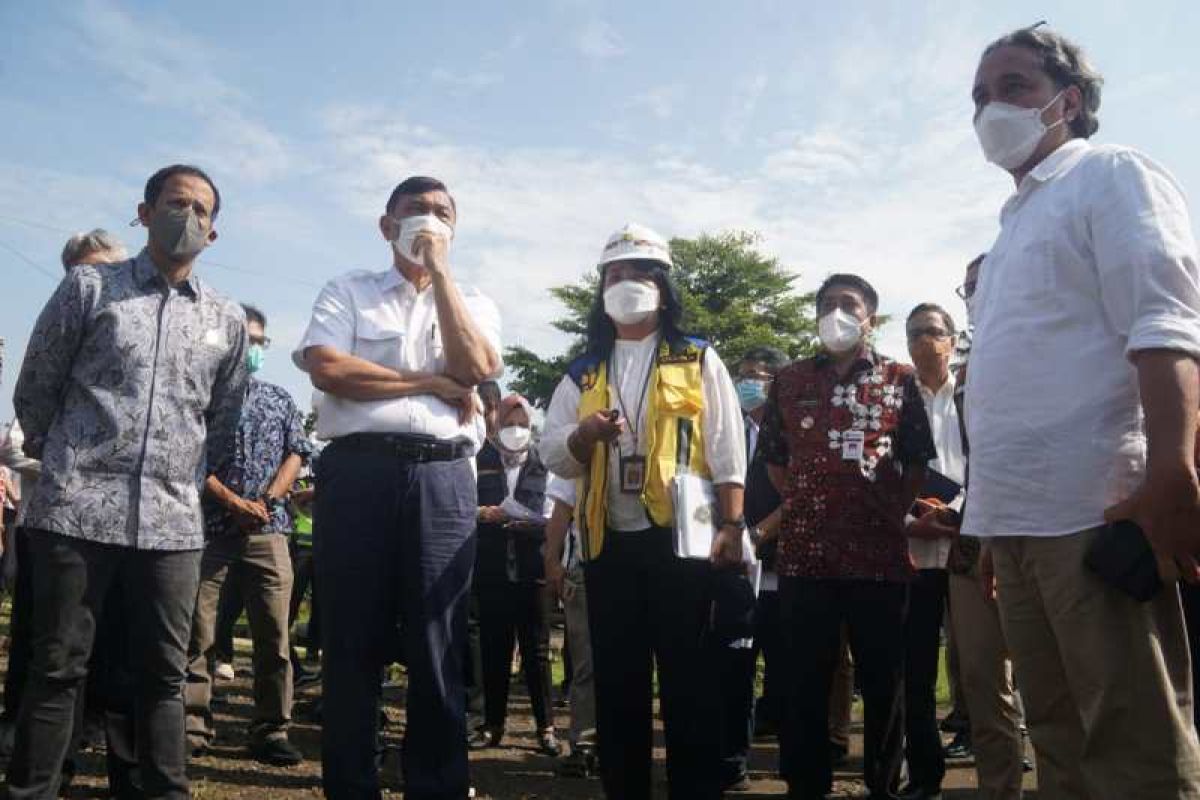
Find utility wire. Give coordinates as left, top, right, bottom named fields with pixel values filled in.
left=0, top=237, right=59, bottom=281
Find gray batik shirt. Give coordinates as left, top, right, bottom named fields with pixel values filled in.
left=14, top=249, right=249, bottom=550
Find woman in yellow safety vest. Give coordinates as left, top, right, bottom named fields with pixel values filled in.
left=541, top=222, right=747, bottom=800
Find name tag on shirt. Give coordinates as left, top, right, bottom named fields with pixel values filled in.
left=841, top=430, right=865, bottom=461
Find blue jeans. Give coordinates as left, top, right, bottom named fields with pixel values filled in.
left=5, top=531, right=200, bottom=800
left=315, top=440, right=477, bottom=800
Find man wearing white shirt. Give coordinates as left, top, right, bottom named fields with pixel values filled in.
left=966, top=25, right=1200, bottom=798
left=901, top=303, right=965, bottom=800
left=294, top=176, right=502, bottom=800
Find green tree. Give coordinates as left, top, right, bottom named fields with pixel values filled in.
left=507, top=230, right=817, bottom=407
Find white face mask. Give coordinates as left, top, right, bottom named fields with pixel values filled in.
left=393, top=213, right=454, bottom=264
left=603, top=280, right=661, bottom=326
left=974, top=90, right=1066, bottom=171
left=498, top=425, right=531, bottom=452
left=818, top=309, right=866, bottom=353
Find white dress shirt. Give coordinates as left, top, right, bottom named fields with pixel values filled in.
left=908, top=373, right=965, bottom=569
left=963, top=139, right=1200, bottom=539
left=541, top=333, right=746, bottom=532
left=546, top=474, right=580, bottom=569
left=293, top=267, right=502, bottom=445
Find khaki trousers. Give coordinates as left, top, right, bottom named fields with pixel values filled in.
left=185, top=532, right=294, bottom=743
left=990, top=529, right=1200, bottom=800
left=948, top=572, right=1023, bottom=800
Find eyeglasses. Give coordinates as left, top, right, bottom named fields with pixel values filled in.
left=906, top=327, right=951, bottom=340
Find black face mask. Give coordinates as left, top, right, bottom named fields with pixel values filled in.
left=150, top=207, right=209, bottom=260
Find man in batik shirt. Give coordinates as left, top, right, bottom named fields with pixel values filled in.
left=760, top=273, right=935, bottom=800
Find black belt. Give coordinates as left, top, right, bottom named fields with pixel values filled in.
left=334, top=432, right=473, bottom=463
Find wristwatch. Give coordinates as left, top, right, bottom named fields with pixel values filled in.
left=262, top=494, right=286, bottom=515
left=717, top=515, right=747, bottom=532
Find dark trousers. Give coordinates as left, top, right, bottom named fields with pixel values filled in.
left=315, top=441, right=476, bottom=800
left=2, top=528, right=34, bottom=726
left=584, top=527, right=721, bottom=800
left=779, top=577, right=908, bottom=799
left=288, top=541, right=319, bottom=672
left=213, top=576, right=244, bottom=665
left=6, top=530, right=200, bottom=800
left=477, top=580, right=553, bottom=731
left=716, top=643, right=756, bottom=786
left=1183, top=582, right=1200, bottom=734
left=464, top=591, right=484, bottom=724
left=753, top=588, right=784, bottom=732
left=904, top=569, right=948, bottom=791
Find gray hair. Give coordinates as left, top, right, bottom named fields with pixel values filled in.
left=60, top=229, right=128, bottom=270
left=984, top=25, right=1104, bottom=139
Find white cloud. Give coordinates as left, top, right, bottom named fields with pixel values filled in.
left=722, top=72, right=769, bottom=145
left=628, top=85, right=683, bottom=120
left=576, top=20, right=625, bottom=60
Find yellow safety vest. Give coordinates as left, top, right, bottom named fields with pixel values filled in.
left=571, top=337, right=711, bottom=561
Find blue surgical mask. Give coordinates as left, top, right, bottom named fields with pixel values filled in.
left=246, top=344, right=265, bottom=374
left=736, top=379, right=769, bottom=412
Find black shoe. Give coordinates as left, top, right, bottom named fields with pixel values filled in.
left=293, top=669, right=322, bottom=691
left=898, top=784, right=943, bottom=800
left=467, top=726, right=502, bottom=750
left=1022, top=756, right=1035, bottom=773
left=556, top=746, right=598, bottom=778
left=538, top=729, right=561, bottom=757
left=188, top=735, right=210, bottom=759
left=829, top=741, right=849, bottom=767
left=943, top=730, right=972, bottom=759
left=249, top=735, right=303, bottom=767
left=939, top=712, right=970, bottom=734
left=722, top=773, right=753, bottom=792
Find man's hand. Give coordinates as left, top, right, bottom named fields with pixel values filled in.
left=426, top=374, right=476, bottom=425
left=979, top=544, right=996, bottom=601
left=711, top=525, right=745, bottom=570
left=907, top=501, right=959, bottom=540
left=545, top=558, right=566, bottom=601
left=1104, top=467, right=1200, bottom=583
left=413, top=229, right=451, bottom=277
left=478, top=506, right=508, bottom=525
left=231, top=497, right=270, bottom=532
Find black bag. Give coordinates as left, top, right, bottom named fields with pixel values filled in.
left=1083, top=520, right=1163, bottom=602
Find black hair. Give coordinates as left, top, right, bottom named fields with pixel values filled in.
left=385, top=176, right=457, bottom=216
left=983, top=25, right=1103, bottom=139
left=240, top=304, right=267, bottom=328
left=585, top=259, right=688, bottom=359
left=739, top=346, right=789, bottom=373
left=144, top=164, right=221, bottom=218
left=906, top=303, right=957, bottom=335
left=816, top=273, right=879, bottom=314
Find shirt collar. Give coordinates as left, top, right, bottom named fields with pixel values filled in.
left=376, top=265, right=426, bottom=298
left=917, top=370, right=956, bottom=399
left=131, top=248, right=201, bottom=299
left=814, top=347, right=879, bottom=373
left=1023, top=138, right=1091, bottom=186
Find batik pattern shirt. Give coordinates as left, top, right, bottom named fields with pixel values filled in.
left=14, top=250, right=248, bottom=550
left=204, top=378, right=311, bottom=536
left=759, top=351, right=936, bottom=581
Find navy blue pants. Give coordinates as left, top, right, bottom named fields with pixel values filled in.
left=315, top=440, right=477, bottom=800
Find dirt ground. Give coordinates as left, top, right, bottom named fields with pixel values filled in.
left=40, top=649, right=1040, bottom=800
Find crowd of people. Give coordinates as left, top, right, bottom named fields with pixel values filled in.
left=1, top=21, right=1200, bottom=800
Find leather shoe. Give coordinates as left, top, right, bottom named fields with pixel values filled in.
left=898, top=784, right=943, bottom=800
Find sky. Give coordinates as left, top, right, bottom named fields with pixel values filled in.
left=1, top=0, right=1198, bottom=422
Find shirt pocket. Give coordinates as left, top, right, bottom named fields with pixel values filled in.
left=353, top=314, right=406, bottom=371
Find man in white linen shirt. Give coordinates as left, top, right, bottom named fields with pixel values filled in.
left=965, top=25, right=1200, bottom=798
left=294, top=176, right=502, bottom=800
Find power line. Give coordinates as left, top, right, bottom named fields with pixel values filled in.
left=0, top=237, right=59, bottom=281
left=0, top=213, right=323, bottom=290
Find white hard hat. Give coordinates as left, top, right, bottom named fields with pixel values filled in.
left=597, top=222, right=673, bottom=269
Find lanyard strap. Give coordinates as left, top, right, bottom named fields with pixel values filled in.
left=608, top=341, right=657, bottom=454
